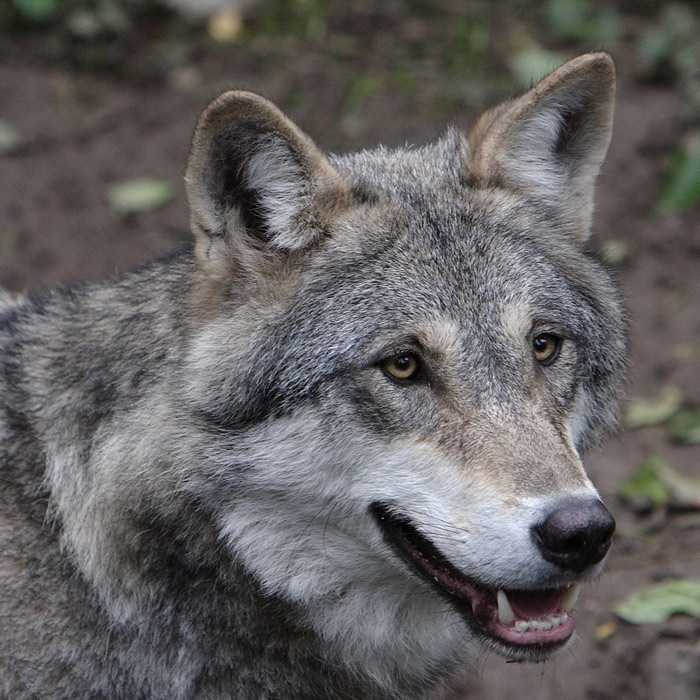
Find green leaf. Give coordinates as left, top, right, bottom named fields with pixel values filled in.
left=637, top=29, right=672, bottom=72
left=0, top=120, right=22, bottom=155
left=657, top=144, right=700, bottom=211
left=622, top=453, right=700, bottom=511
left=66, top=1, right=131, bottom=40
left=600, top=239, right=628, bottom=266
left=624, top=385, right=683, bottom=429
left=653, top=453, right=700, bottom=509
left=666, top=407, right=700, bottom=444
left=620, top=454, right=670, bottom=509
left=106, top=178, right=175, bottom=215
left=546, top=0, right=592, bottom=41
left=508, top=46, right=566, bottom=88
left=615, top=579, right=700, bottom=624
left=11, top=0, right=58, bottom=22
left=545, top=0, right=620, bottom=47
left=661, top=3, right=699, bottom=45
left=66, top=10, right=102, bottom=40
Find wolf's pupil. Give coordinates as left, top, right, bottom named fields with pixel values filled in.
left=533, top=334, right=561, bottom=365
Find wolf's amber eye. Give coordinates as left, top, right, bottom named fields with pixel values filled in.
left=380, top=353, right=422, bottom=382
left=533, top=333, right=562, bottom=366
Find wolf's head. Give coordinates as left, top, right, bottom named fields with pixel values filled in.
left=182, top=53, right=625, bottom=683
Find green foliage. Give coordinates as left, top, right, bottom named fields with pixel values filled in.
left=624, top=385, right=683, bottom=429
left=257, top=0, right=328, bottom=40
left=615, top=579, right=700, bottom=625
left=600, top=239, right=628, bottom=266
left=5, top=0, right=161, bottom=40
left=621, top=452, right=700, bottom=512
left=638, top=3, right=700, bottom=117
left=657, top=138, right=700, bottom=211
left=65, top=1, right=131, bottom=40
left=12, top=0, right=59, bottom=22
left=446, top=16, right=490, bottom=74
left=106, top=178, right=175, bottom=215
left=620, top=454, right=671, bottom=510
left=638, top=3, right=700, bottom=76
left=637, top=4, right=700, bottom=210
left=508, top=45, right=566, bottom=88
left=665, top=407, right=700, bottom=444
left=0, top=120, right=23, bottom=155
left=545, top=0, right=620, bottom=48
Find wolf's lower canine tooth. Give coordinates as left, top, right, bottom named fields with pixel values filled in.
left=562, top=584, right=580, bottom=611
left=497, top=589, right=515, bottom=625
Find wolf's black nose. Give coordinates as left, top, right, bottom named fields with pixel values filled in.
left=532, top=499, right=615, bottom=573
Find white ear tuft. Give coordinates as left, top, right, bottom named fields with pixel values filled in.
left=243, top=137, right=313, bottom=250
left=185, top=91, right=350, bottom=267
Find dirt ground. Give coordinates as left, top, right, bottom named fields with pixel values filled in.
left=1, top=3, right=699, bottom=699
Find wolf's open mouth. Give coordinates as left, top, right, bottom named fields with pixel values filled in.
left=371, top=503, right=578, bottom=653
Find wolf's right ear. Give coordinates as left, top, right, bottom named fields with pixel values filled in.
left=468, top=53, right=615, bottom=238
left=185, top=91, right=350, bottom=277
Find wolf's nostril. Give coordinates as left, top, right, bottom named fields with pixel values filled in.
left=532, top=498, right=616, bottom=573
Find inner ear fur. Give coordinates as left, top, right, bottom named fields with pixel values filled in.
left=468, top=53, right=615, bottom=238
left=185, top=90, right=351, bottom=275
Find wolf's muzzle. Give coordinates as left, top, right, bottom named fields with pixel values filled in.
left=532, top=498, right=615, bottom=573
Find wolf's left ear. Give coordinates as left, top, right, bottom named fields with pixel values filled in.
left=468, top=53, right=615, bottom=238
left=186, top=91, right=350, bottom=274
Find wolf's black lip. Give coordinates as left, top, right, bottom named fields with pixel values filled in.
left=370, top=502, right=478, bottom=611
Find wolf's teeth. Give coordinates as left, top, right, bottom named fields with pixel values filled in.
left=497, top=589, right=514, bottom=625
left=510, top=612, right=569, bottom=633
left=562, top=584, right=580, bottom=611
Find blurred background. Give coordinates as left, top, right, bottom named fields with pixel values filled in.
left=1, top=1, right=699, bottom=698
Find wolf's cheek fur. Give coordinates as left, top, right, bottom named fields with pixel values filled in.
left=210, top=408, right=471, bottom=682
left=207, top=401, right=600, bottom=679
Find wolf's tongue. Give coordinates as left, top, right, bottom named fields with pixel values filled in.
left=506, top=589, right=564, bottom=619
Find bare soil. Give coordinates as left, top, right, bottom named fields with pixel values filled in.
left=1, top=7, right=699, bottom=699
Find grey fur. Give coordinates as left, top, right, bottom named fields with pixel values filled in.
left=1, top=54, right=626, bottom=700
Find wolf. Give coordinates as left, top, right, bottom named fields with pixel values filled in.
left=0, top=53, right=625, bottom=700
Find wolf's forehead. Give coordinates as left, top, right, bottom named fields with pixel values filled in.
left=314, top=218, right=543, bottom=348
left=331, top=132, right=468, bottom=198
left=324, top=138, right=583, bottom=334
left=365, top=206, right=540, bottom=313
